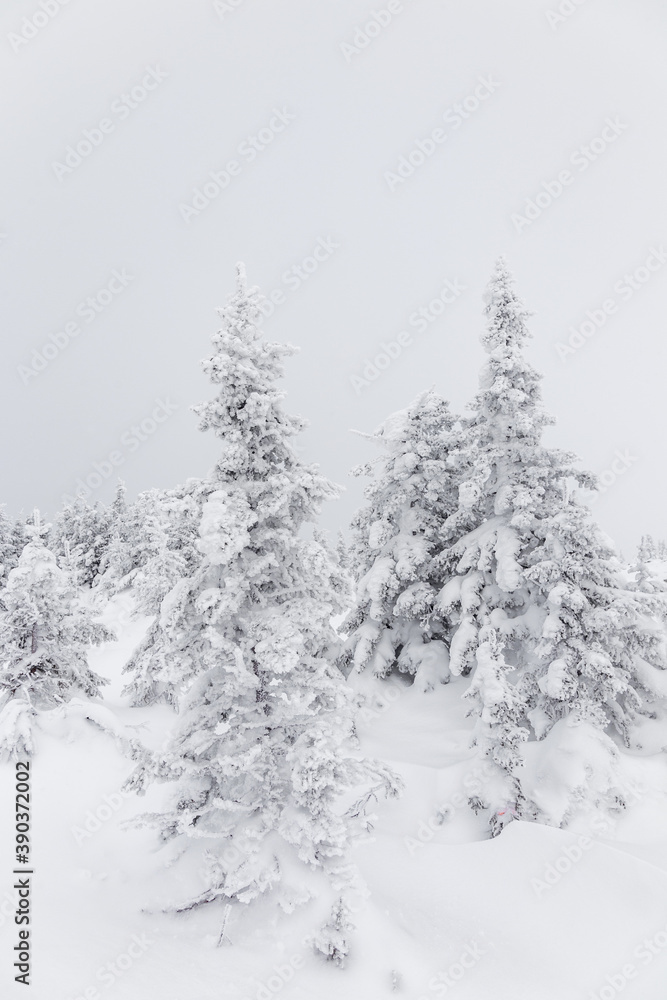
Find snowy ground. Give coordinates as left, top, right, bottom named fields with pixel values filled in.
left=3, top=594, right=667, bottom=1000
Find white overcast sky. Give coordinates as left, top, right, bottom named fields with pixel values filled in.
left=1, top=0, right=666, bottom=555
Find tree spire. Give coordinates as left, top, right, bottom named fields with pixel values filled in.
left=235, top=260, right=247, bottom=294
left=474, top=256, right=551, bottom=453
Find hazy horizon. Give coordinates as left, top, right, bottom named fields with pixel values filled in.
left=2, top=0, right=666, bottom=559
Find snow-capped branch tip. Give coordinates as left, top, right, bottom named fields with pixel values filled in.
left=483, top=255, right=515, bottom=309
left=25, top=508, right=48, bottom=541
left=235, top=262, right=247, bottom=295
left=481, top=255, right=534, bottom=354
left=485, top=255, right=532, bottom=313
left=493, top=254, right=510, bottom=280
left=349, top=428, right=380, bottom=442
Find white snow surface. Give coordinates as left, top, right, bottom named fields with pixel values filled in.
left=3, top=595, right=667, bottom=999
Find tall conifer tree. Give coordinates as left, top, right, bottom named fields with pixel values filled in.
left=127, top=266, right=400, bottom=960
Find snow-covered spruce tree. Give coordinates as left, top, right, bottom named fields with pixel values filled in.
left=340, top=390, right=469, bottom=690
left=638, top=535, right=658, bottom=562
left=0, top=513, right=112, bottom=758
left=159, top=479, right=210, bottom=577
left=95, top=527, right=133, bottom=595
left=125, top=265, right=400, bottom=960
left=0, top=506, right=26, bottom=586
left=122, top=539, right=205, bottom=707
left=49, top=499, right=113, bottom=587
left=632, top=535, right=667, bottom=595
left=132, top=511, right=187, bottom=616
left=436, top=258, right=667, bottom=828
left=123, top=490, right=165, bottom=570
left=95, top=482, right=135, bottom=593
left=97, top=485, right=150, bottom=594
left=434, top=257, right=590, bottom=673
left=462, top=625, right=528, bottom=836
left=122, top=488, right=211, bottom=707
left=97, top=487, right=192, bottom=606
